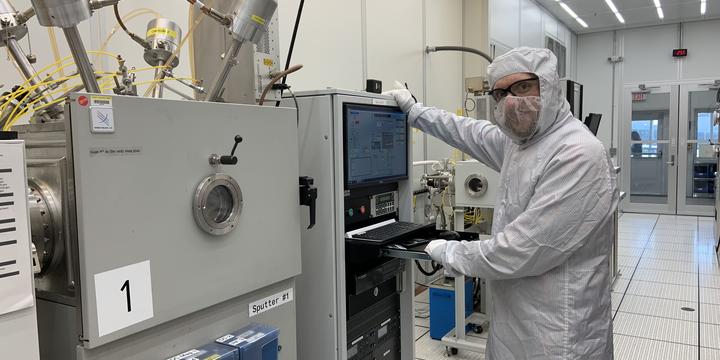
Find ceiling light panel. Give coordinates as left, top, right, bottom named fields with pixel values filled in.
left=604, top=0, right=625, bottom=24
left=557, top=1, right=589, bottom=28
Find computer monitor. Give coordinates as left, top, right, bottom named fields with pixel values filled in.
left=344, top=103, right=408, bottom=188
left=584, top=113, right=602, bottom=136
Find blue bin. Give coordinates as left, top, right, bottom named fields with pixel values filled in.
left=429, top=278, right=473, bottom=340
left=216, top=323, right=279, bottom=360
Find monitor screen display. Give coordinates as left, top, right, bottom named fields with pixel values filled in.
left=344, top=103, right=408, bottom=188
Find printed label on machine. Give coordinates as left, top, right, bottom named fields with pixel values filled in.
left=90, top=107, right=115, bottom=133
left=372, top=99, right=390, bottom=106
left=89, top=147, right=142, bottom=157
left=94, top=260, right=154, bottom=337
left=89, top=96, right=114, bottom=133
left=228, top=332, right=266, bottom=346
left=0, top=142, right=34, bottom=316
left=90, top=95, right=113, bottom=107
left=167, top=349, right=200, bottom=360
left=248, top=288, right=294, bottom=317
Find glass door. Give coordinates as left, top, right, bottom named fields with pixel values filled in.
left=677, top=84, right=719, bottom=216
left=621, top=85, right=679, bottom=214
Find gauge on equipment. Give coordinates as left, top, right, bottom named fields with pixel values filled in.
left=193, top=174, right=243, bottom=235
left=454, top=160, right=499, bottom=208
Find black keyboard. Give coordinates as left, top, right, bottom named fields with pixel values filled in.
left=357, top=221, right=428, bottom=242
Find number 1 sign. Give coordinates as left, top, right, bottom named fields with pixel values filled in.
left=94, top=260, right=154, bottom=337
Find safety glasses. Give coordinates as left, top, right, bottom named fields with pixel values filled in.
left=488, top=75, right=540, bottom=102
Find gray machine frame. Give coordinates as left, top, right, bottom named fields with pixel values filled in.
left=287, top=89, right=416, bottom=360
left=18, top=94, right=302, bottom=359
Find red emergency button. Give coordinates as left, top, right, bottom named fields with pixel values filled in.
left=360, top=206, right=366, bottom=215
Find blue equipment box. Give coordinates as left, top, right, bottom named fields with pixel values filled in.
left=429, top=278, right=473, bottom=340
left=166, top=342, right=239, bottom=360
left=216, top=323, right=280, bottom=360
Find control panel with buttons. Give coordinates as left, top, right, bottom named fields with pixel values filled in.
left=344, top=185, right=399, bottom=227
left=370, top=191, right=398, bottom=218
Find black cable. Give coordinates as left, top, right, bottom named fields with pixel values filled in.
left=113, top=4, right=129, bottom=33
left=404, top=82, right=418, bottom=103
left=276, top=0, right=305, bottom=107
left=415, top=260, right=442, bottom=276
left=114, top=4, right=150, bottom=49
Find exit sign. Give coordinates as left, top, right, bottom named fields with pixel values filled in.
left=673, top=48, right=688, bottom=57
left=632, top=92, right=648, bottom=102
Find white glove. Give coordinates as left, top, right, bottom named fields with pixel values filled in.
left=425, top=239, right=447, bottom=261
left=425, top=240, right=463, bottom=277
left=382, top=80, right=416, bottom=113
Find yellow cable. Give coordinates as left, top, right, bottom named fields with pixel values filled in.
left=7, top=83, right=81, bottom=126
left=96, top=66, right=178, bottom=90
left=3, top=75, right=80, bottom=126
left=6, top=75, right=115, bottom=130
left=19, top=55, right=75, bottom=88
left=19, top=51, right=118, bottom=90
left=188, top=5, right=196, bottom=89
left=4, top=73, right=116, bottom=128
left=5, top=97, right=67, bottom=130
left=47, top=28, right=65, bottom=78
left=1, top=76, right=74, bottom=113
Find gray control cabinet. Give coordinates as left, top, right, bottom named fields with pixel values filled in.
left=19, top=94, right=302, bottom=359
left=284, top=90, right=416, bottom=360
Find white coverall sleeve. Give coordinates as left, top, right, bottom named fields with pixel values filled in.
left=408, top=104, right=508, bottom=172
left=439, top=146, right=617, bottom=280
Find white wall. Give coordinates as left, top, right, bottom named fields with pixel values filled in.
left=277, top=0, right=364, bottom=92
left=577, top=20, right=720, bottom=154
left=577, top=31, right=615, bottom=148
left=488, top=0, right=577, bottom=80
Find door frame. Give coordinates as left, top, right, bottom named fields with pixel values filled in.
left=620, top=78, right=720, bottom=216
left=620, top=83, right=679, bottom=215
left=678, top=82, right=719, bottom=216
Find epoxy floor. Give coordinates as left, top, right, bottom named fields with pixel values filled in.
left=414, top=214, right=720, bottom=359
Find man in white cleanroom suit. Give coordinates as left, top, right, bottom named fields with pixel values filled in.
left=386, top=47, right=618, bottom=359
